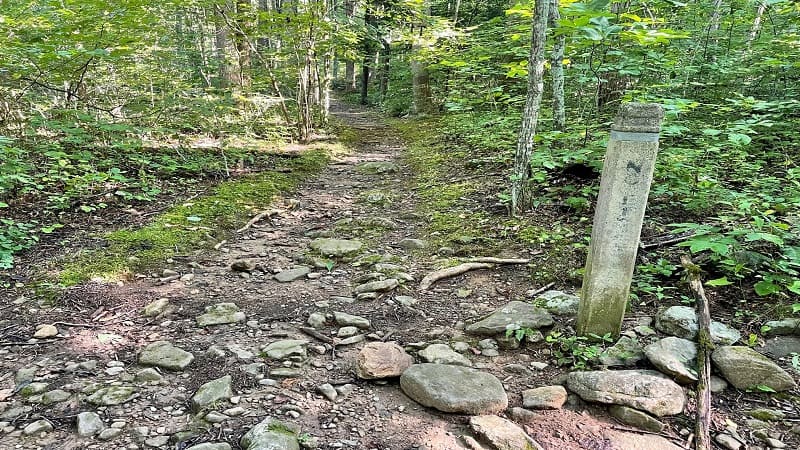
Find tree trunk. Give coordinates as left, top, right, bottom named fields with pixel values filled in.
left=411, top=2, right=434, bottom=115
left=549, top=0, right=565, bottom=131
left=510, top=0, right=549, bottom=214
left=235, top=0, right=253, bottom=90
left=360, top=0, right=375, bottom=105
left=452, top=0, right=461, bottom=24
left=379, top=38, right=390, bottom=99
left=344, top=0, right=357, bottom=91
left=747, top=1, right=767, bottom=47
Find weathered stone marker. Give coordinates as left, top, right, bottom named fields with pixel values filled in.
left=577, top=103, right=664, bottom=339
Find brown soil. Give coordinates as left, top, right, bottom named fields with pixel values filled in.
left=0, top=101, right=798, bottom=450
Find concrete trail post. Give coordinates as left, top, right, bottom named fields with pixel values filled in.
left=576, top=103, right=665, bottom=339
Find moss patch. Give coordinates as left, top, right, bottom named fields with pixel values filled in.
left=59, top=149, right=331, bottom=285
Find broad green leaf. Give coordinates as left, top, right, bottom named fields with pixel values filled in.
left=707, top=277, right=733, bottom=287
left=754, top=280, right=781, bottom=296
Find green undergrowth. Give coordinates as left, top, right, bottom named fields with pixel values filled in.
left=58, top=148, right=332, bottom=285
left=390, top=116, right=586, bottom=283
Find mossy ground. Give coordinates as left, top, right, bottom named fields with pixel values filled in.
left=58, top=146, right=336, bottom=285
left=389, top=116, right=588, bottom=283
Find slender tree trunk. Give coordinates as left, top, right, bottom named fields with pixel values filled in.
left=235, top=0, right=253, bottom=90
left=344, top=0, right=357, bottom=91
left=452, top=0, right=461, bottom=24
left=360, top=0, right=375, bottom=105
left=549, top=0, right=565, bottom=131
left=411, top=2, right=434, bottom=114
left=747, top=1, right=767, bottom=47
left=709, top=0, right=724, bottom=32
left=379, top=38, right=390, bottom=99
left=511, top=0, right=549, bottom=214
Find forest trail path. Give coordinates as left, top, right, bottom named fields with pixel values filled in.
left=0, top=102, right=684, bottom=450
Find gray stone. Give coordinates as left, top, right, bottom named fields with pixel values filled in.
left=469, top=415, right=543, bottom=450
left=317, top=384, right=338, bottom=402
left=42, top=389, right=70, bottom=404
left=77, top=411, right=105, bottom=437
left=269, top=368, right=303, bottom=378
left=337, top=326, right=359, bottom=338
left=186, top=444, right=232, bottom=450
left=353, top=278, right=399, bottom=294
left=203, top=412, right=229, bottom=423
left=86, top=386, right=137, bottom=406
left=566, top=370, right=686, bottom=416
left=396, top=295, right=417, bottom=306
left=356, top=342, right=413, bottom=379
left=397, top=238, right=427, bottom=250
left=192, top=376, right=233, bottom=412
left=98, top=428, right=124, bottom=441
left=418, top=344, right=472, bottom=367
left=333, top=311, right=370, bottom=329
left=762, top=318, right=800, bottom=336
left=400, top=364, right=508, bottom=414
left=23, top=419, right=53, bottom=435
left=537, top=290, right=580, bottom=315
left=240, top=417, right=300, bottom=450
left=197, top=303, right=246, bottom=327
left=655, top=306, right=741, bottom=344
left=522, top=385, right=567, bottom=410
left=598, top=336, right=644, bottom=367
left=33, top=324, right=58, bottom=338
left=20, top=382, right=48, bottom=396
left=307, top=312, right=326, bottom=329
left=644, top=337, right=698, bottom=383
left=356, top=161, right=398, bottom=174
left=274, top=266, right=311, bottom=282
left=263, top=340, right=308, bottom=360
left=747, top=408, right=785, bottom=421
left=15, top=367, right=37, bottom=384
left=710, top=376, right=728, bottom=393
left=609, top=405, right=664, bottom=432
left=145, top=435, right=170, bottom=447
left=712, top=346, right=796, bottom=391
left=759, top=336, right=800, bottom=359
left=465, top=301, right=553, bottom=336
left=309, top=238, right=363, bottom=257
left=715, top=433, right=745, bottom=450
left=143, top=298, right=170, bottom=317
left=139, top=341, right=194, bottom=371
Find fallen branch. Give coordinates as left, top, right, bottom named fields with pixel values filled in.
left=527, top=282, right=556, bottom=298
left=641, top=232, right=695, bottom=250
left=419, top=263, right=493, bottom=291
left=468, top=257, right=533, bottom=265
left=213, top=240, right=227, bottom=250
left=681, top=255, right=713, bottom=450
left=236, top=210, right=277, bottom=233
left=299, top=327, right=335, bottom=345
left=52, top=322, right=100, bottom=329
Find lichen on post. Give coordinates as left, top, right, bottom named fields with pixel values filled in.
left=576, top=103, right=665, bottom=339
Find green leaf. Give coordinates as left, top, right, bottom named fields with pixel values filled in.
left=186, top=216, right=202, bottom=223
left=787, top=281, right=800, bottom=295
left=707, top=277, right=733, bottom=287
left=755, top=385, right=777, bottom=393
left=727, top=133, right=752, bottom=146
left=0, top=202, right=7, bottom=208
left=754, top=280, right=781, bottom=296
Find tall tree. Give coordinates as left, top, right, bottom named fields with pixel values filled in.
left=510, top=0, right=549, bottom=214
left=549, top=0, right=565, bottom=131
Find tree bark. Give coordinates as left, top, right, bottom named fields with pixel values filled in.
left=549, top=0, right=565, bottom=131
left=747, top=1, right=767, bottom=47
left=411, top=2, right=434, bottom=115
left=344, top=0, right=357, bottom=91
left=511, top=0, right=549, bottom=214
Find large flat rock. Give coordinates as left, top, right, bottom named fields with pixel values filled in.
left=644, top=337, right=698, bottom=383
left=309, top=238, right=363, bottom=257
left=712, top=346, right=796, bottom=391
left=138, top=341, right=194, bottom=371
left=240, top=417, right=300, bottom=450
left=400, top=363, right=508, bottom=414
left=655, top=306, right=740, bottom=344
left=469, top=415, right=543, bottom=450
left=196, top=303, right=246, bottom=327
left=466, top=301, right=553, bottom=336
left=566, top=370, right=686, bottom=417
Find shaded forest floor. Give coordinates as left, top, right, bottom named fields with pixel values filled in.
left=0, top=101, right=798, bottom=450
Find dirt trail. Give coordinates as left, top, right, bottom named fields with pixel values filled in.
left=0, top=102, right=691, bottom=450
